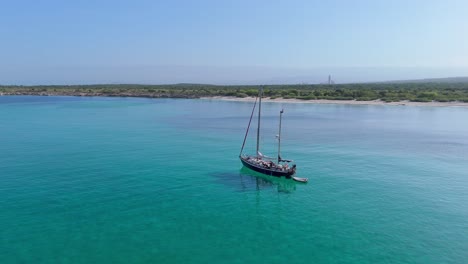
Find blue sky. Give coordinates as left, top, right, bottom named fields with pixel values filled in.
left=1, top=0, right=467, bottom=84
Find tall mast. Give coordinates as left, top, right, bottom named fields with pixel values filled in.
left=277, top=109, right=283, bottom=163
left=256, top=87, right=263, bottom=157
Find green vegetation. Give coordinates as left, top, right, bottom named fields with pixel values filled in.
left=2, top=82, right=468, bottom=102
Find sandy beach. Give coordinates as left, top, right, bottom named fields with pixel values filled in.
left=201, top=96, right=468, bottom=107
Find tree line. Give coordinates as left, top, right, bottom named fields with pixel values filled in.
left=1, top=82, right=468, bottom=102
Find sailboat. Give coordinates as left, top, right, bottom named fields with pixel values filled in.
left=239, top=88, right=298, bottom=179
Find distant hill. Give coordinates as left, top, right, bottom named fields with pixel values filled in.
left=173, top=83, right=216, bottom=87
left=385, top=77, right=468, bottom=84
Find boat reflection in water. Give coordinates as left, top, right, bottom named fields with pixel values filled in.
left=211, top=169, right=298, bottom=193
left=238, top=167, right=297, bottom=193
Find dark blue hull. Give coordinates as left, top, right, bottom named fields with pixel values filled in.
left=240, top=156, right=295, bottom=178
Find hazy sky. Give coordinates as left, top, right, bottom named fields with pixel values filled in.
left=1, top=0, right=467, bottom=84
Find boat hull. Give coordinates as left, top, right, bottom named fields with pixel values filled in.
left=240, top=157, right=295, bottom=178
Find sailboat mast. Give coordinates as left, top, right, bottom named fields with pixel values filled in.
left=278, top=109, right=283, bottom=163
left=256, top=87, right=263, bottom=157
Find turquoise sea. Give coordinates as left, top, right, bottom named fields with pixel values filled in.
left=1, top=96, right=467, bottom=264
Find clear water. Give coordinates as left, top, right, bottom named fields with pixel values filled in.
left=1, top=96, right=467, bottom=263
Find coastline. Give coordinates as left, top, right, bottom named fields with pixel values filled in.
left=201, top=96, right=468, bottom=107
left=2, top=92, right=468, bottom=107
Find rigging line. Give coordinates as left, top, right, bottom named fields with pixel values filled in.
left=239, top=96, right=258, bottom=156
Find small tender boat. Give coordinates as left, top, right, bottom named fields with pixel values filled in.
left=292, top=176, right=308, bottom=183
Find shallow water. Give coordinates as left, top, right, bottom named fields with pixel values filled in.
left=1, top=96, right=467, bottom=263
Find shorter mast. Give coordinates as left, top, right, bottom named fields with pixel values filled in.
left=277, top=109, right=283, bottom=163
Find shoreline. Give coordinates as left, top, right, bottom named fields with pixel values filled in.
left=2, top=93, right=468, bottom=107
left=201, top=96, right=468, bottom=107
